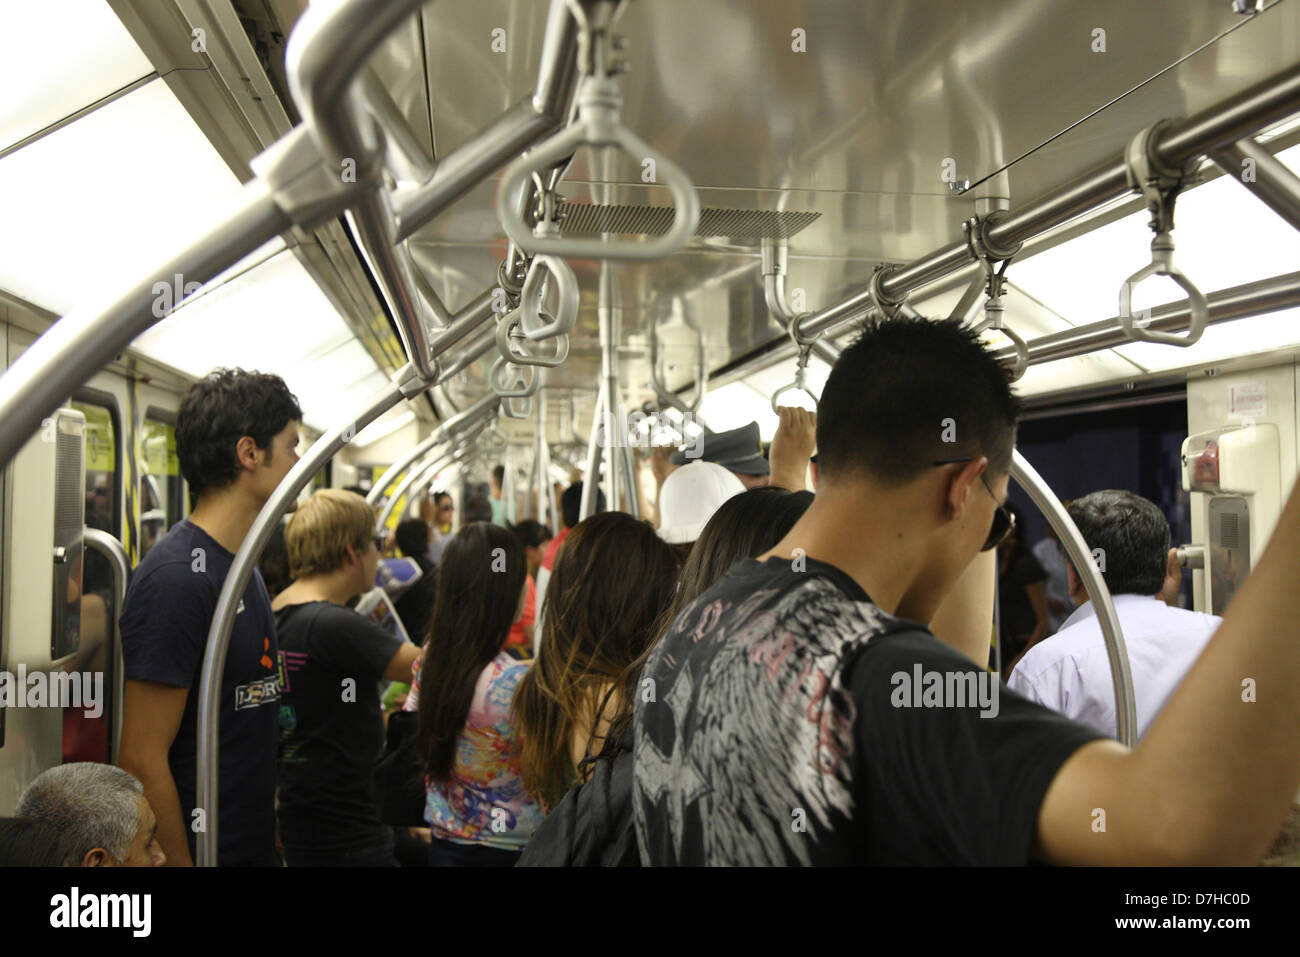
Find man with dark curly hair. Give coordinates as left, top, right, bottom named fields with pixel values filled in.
left=119, top=368, right=302, bottom=867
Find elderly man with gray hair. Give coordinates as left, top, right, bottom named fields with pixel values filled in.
left=1007, top=489, right=1222, bottom=740
left=17, top=763, right=165, bottom=867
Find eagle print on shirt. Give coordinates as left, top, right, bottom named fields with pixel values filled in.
left=634, top=572, right=900, bottom=865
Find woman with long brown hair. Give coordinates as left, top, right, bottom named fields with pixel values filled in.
left=511, top=511, right=680, bottom=810
left=404, top=521, right=541, bottom=866
left=518, top=487, right=815, bottom=865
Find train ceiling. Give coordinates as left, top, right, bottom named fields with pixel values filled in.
left=1, top=0, right=1298, bottom=453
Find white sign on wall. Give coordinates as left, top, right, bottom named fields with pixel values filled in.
left=1228, top=382, right=1267, bottom=420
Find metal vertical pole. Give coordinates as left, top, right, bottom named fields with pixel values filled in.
left=83, top=529, right=129, bottom=765
left=579, top=382, right=605, bottom=520
left=598, top=261, right=619, bottom=512
left=619, top=411, right=641, bottom=519
left=540, top=423, right=558, bottom=530
left=501, top=442, right=515, bottom=523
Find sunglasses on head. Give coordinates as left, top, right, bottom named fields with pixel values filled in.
left=932, top=457, right=1015, bottom=552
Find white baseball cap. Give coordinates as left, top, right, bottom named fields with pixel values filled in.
left=657, top=461, right=746, bottom=544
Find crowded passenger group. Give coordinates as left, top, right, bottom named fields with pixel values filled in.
left=4, top=316, right=1300, bottom=868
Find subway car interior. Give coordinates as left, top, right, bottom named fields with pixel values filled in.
left=3, top=0, right=1300, bottom=891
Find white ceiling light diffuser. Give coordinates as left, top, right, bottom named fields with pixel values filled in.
left=0, top=0, right=154, bottom=152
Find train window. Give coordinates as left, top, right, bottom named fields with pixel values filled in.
left=64, top=397, right=121, bottom=764
left=140, top=415, right=184, bottom=560
left=69, top=398, right=120, bottom=539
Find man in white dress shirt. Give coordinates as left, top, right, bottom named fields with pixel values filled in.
left=1007, top=490, right=1221, bottom=740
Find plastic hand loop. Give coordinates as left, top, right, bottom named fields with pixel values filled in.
left=490, top=354, right=539, bottom=397
left=1118, top=238, right=1210, bottom=347
left=495, top=75, right=700, bottom=261
left=770, top=379, right=819, bottom=415
left=496, top=310, right=569, bottom=368
left=771, top=336, right=819, bottom=414
left=519, top=254, right=579, bottom=340
left=501, top=393, right=533, bottom=419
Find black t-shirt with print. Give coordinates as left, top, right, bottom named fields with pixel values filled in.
left=632, top=556, right=1106, bottom=865
left=120, top=518, right=281, bottom=865
left=275, top=601, right=403, bottom=854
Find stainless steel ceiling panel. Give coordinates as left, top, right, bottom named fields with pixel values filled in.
left=374, top=0, right=1300, bottom=445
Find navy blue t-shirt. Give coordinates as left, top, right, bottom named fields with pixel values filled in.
left=120, top=518, right=280, bottom=865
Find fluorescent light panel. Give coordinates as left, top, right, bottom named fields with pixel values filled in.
left=0, top=0, right=154, bottom=151
left=0, top=79, right=278, bottom=317
left=132, top=250, right=387, bottom=432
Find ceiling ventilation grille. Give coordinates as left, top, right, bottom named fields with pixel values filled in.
left=556, top=203, right=821, bottom=242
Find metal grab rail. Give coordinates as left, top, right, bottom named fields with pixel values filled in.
left=774, top=63, right=1300, bottom=349
left=196, top=375, right=411, bottom=865
left=392, top=0, right=580, bottom=241
left=366, top=390, right=500, bottom=510
left=1011, top=450, right=1137, bottom=747
left=376, top=414, right=495, bottom=531
left=1117, top=122, right=1209, bottom=348
left=83, top=528, right=129, bottom=765
left=990, top=269, right=1300, bottom=368
left=411, top=445, right=476, bottom=508
left=0, top=184, right=289, bottom=474
left=1210, top=136, right=1300, bottom=233
left=284, top=0, right=448, bottom=377
left=383, top=421, right=492, bottom=530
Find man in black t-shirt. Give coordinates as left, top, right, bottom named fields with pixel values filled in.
left=119, top=369, right=302, bottom=866
left=633, top=315, right=1300, bottom=866
left=273, top=490, right=419, bottom=866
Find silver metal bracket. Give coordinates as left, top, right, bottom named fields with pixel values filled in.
left=248, top=123, right=383, bottom=233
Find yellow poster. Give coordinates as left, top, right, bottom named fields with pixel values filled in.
left=71, top=402, right=115, bottom=473
left=141, top=420, right=179, bottom=476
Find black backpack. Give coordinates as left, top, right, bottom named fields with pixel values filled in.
left=517, top=730, right=640, bottom=867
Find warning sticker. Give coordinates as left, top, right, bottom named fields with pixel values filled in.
left=1228, top=382, right=1267, bottom=419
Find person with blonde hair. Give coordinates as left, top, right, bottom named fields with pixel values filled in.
left=272, top=489, right=420, bottom=866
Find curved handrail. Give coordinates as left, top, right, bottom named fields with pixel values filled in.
left=1011, top=450, right=1137, bottom=747
left=82, top=528, right=129, bottom=765
left=378, top=418, right=492, bottom=529
left=496, top=73, right=700, bottom=260
left=1117, top=123, right=1209, bottom=347
left=366, top=390, right=500, bottom=508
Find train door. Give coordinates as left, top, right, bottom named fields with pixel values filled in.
left=62, top=391, right=123, bottom=764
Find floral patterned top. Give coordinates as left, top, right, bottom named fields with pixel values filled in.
left=404, top=650, right=543, bottom=849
